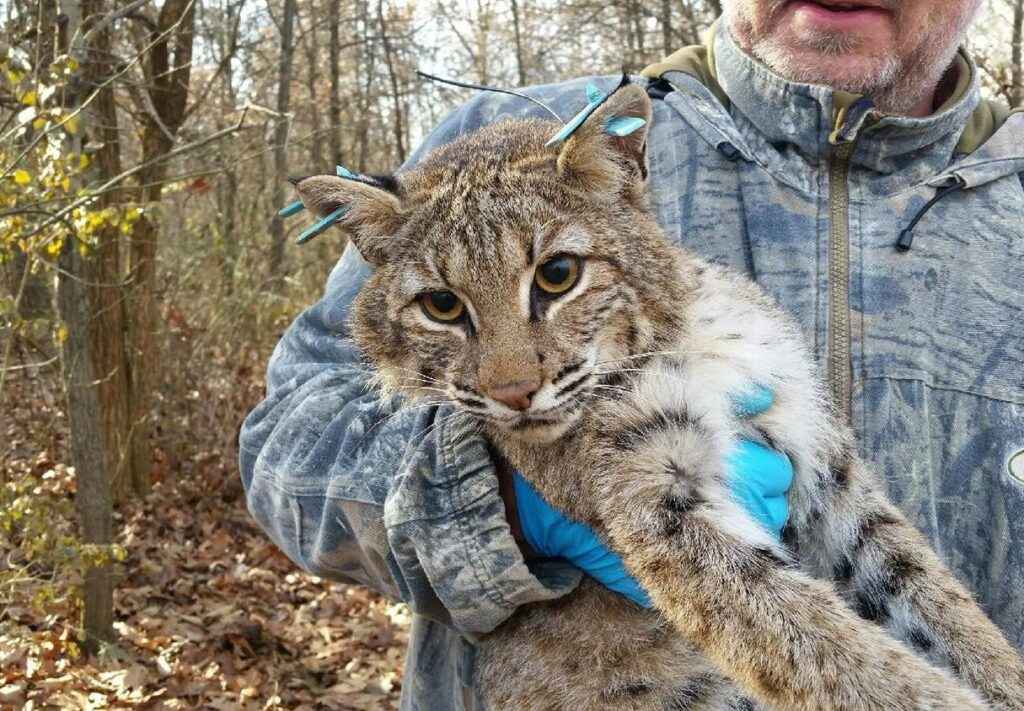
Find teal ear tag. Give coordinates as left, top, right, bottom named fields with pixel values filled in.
left=545, top=83, right=607, bottom=147
left=336, top=164, right=358, bottom=179
left=296, top=205, right=348, bottom=244
left=604, top=116, right=646, bottom=137
left=278, top=200, right=305, bottom=217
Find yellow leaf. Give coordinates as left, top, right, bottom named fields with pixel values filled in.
left=33, top=117, right=46, bottom=130
left=13, top=170, right=30, bottom=185
left=78, top=154, right=90, bottom=170
left=66, top=641, right=81, bottom=660
left=60, top=176, right=70, bottom=191
left=20, top=89, right=37, bottom=106
left=55, top=324, right=68, bottom=344
left=64, top=115, right=79, bottom=135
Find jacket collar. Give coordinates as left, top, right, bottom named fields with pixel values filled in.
left=710, top=24, right=981, bottom=176
left=642, top=23, right=1003, bottom=188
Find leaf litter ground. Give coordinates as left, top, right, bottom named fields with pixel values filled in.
left=1, top=368, right=410, bottom=710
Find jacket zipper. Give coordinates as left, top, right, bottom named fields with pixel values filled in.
left=827, top=141, right=854, bottom=422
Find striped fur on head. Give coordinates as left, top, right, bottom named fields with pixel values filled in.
left=295, top=84, right=694, bottom=443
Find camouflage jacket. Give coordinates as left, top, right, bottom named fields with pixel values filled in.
left=239, top=26, right=1024, bottom=711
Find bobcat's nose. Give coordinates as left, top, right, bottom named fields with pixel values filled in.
left=487, top=379, right=541, bottom=411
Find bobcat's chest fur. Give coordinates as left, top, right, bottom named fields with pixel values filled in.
left=474, top=261, right=820, bottom=710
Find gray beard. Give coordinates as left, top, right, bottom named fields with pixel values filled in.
left=726, top=1, right=978, bottom=115
left=749, top=35, right=910, bottom=113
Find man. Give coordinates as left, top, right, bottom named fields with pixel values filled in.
left=240, top=0, right=1024, bottom=708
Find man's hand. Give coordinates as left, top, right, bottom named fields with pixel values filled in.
left=504, top=384, right=794, bottom=607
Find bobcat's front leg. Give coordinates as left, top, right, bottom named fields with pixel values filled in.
left=583, top=420, right=987, bottom=711
left=801, top=450, right=1024, bottom=710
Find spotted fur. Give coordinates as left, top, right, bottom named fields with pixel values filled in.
left=293, top=83, right=1024, bottom=710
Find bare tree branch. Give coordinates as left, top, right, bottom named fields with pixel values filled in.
left=82, top=0, right=153, bottom=43
left=17, top=111, right=249, bottom=245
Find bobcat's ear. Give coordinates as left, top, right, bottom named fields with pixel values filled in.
left=556, top=81, right=653, bottom=202
left=290, top=174, right=404, bottom=265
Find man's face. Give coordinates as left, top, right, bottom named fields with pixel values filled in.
left=723, top=0, right=981, bottom=114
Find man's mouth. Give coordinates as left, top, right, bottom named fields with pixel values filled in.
left=793, top=0, right=890, bottom=10
left=786, top=0, right=893, bottom=28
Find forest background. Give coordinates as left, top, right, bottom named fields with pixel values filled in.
left=0, top=0, right=1022, bottom=708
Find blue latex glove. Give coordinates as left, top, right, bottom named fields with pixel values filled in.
left=513, top=384, right=793, bottom=607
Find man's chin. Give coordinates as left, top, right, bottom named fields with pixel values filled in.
left=751, top=35, right=899, bottom=96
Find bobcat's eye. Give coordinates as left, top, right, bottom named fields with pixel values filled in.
left=420, top=291, right=465, bottom=322
left=535, top=255, right=580, bottom=295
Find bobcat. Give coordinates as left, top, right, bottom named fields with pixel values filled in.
left=290, top=82, right=1024, bottom=710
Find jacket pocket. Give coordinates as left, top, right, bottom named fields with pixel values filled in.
left=858, top=376, right=1024, bottom=650
left=857, top=173, right=1024, bottom=405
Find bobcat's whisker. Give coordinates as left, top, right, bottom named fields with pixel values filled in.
left=342, top=363, right=447, bottom=387
left=592, top=349, right=704, bottom=367
left=387, top=366, right=449, bottom=384
left=590, top=383, right=632, bottom=395
left=593, top=367, right=654, bottom=376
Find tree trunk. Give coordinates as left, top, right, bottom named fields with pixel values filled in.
left=617, top=1, right=639, bottom=73
left=57, top=0, right=115, bottom=653
left=219, top=168, right=239, bottom=293
left=57, top=236, right=115, bottom=655
left=127, top=204, right=160, bottom=499
left=269, top=0, right=297, bottom=278
left=474, top=0, right=491, bottom=84
left=377, top=0, right=406, bottom=163
left=329, top=0, right=343, bottom=167
left=355, top=0, right=378, bottom=173
left=127, top=0, right=197, bottom=497
left=301, top=4, right=324, bottom=169
left=217, top=6, right=240, bottom=293
left=1012, top=0, right=1023, bottom=108
left=84, top=0, right=133, bottom=501
left=661, top=0, right=672, bottom=57
left=630, top=0, right=645, bottom=67
left=510, top=0, right=527, bottom=86
left=679, top=1, right=701, bottom=46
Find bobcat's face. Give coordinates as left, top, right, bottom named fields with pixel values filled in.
left=362, top=210, right=652, bottom=443
left=294, top=86, right=687, bottom=443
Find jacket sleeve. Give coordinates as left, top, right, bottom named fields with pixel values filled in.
left=238, top=98, right=580, bottom=636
